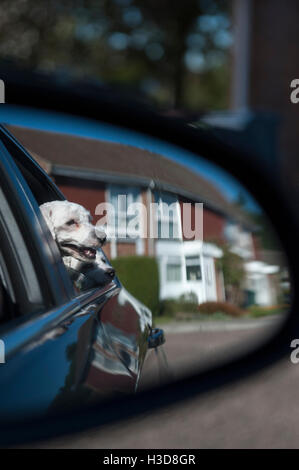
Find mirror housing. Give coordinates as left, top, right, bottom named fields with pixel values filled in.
left=0, top=68, right=297, bottom=446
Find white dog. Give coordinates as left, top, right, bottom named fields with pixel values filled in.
left=40, top=200, right=115, bottom=289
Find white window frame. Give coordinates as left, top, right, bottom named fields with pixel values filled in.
left=185, top=254, right=202, bottom=281
left=166, top=255, right=183, bottom=282
left=107, top=184, right=142, bottom=240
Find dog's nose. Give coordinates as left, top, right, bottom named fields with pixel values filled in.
left=96, top=233, right=106, bottom=246
left=107, top=267, right=115, bottom=278
left=95, top=227, right=107, bottom=245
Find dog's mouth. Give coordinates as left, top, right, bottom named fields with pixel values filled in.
left=60, top=243, right=97, bottom=261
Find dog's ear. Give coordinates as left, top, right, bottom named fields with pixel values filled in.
left=39, top=203, right=56, bottom=239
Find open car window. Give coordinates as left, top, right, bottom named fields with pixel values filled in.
left=0, top=126, right=115, bottom=296
left=0, top=250, right=16, bottom=325
left=0, top=126, right=64, bottom=205
left=0, top=177, right=44, bottom=325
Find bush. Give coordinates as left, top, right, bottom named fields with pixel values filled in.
left=112, top=256, right=159, bottom=315
left=180, top=292, right=198, bottom=304
left=216, top=245, right=245, bottom=287
left=247, top=305, right=284, bottom=318
left=214, top=242, right=246, bottom=305
left=159, top=292, right=198, bottom=317
left=198, top=301, right=246, bottom=317
left=158, top=299, right=178, bottom=317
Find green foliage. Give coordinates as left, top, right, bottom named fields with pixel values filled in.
left=249, top=212, right=281, bottom=250
left=198, top=311, right=232, bottom=321
left=247, top=305, right=284, bottom=318
left=159, top=293, right=198, bottom=317
left=158, top=299, right=178, bottom=317
left=0, top=0, right=231, bottom=110
left=216, top=244, right=245, bottom=288
left=233, top=192, right=280, bottom=251
left=112, top=256, right=159, bottom=315
left=185, top=62, right=230, bottom=110
left=198, top=301, right=245, bottom=317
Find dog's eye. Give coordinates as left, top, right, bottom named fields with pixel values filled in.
left=66, top=219, right=77, bottom=226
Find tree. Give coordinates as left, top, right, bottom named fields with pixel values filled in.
left=216, top=242, right=246, bottom=306
left=0, top=0, right=231, bottom=109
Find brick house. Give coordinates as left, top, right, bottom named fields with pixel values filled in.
left=6, top=124, right=278, bottom=306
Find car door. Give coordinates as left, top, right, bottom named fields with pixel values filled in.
left=0, top=127, right=151, bottom=423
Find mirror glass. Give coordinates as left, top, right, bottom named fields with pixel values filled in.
left=0, top=105, right=290, bottom=422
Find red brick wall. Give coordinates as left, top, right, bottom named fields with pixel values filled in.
left=203, top=209, right=226, bottom=242
left=102, top=242, right=111, bottom=259
left=252, top=234, right=261, bottom=260
left=56, top=179, right=227, bottom=257
left=179, top=199, right=226, bottom=242
left=55, top=176, right=106, bottom=223
left=116, top=242, right=136, bottom=257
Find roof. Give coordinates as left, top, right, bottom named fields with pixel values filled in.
left=5, top=124, right=255, bottom=229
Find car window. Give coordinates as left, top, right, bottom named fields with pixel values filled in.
left=0, top=250, right=16, bottom=325
left=0, top=128, right=63, bottom=205
left=0, top=136, right=74, bottom=315
left=1, top=128, right=115, bottom=296
left=0, top=180, right=45, bottom=323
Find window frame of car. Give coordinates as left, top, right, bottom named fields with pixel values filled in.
left=0, top=124, right=98, bottom=299
left=0, top=126, right=119, bottom=334
left=0, top=137, right=70, bottom=316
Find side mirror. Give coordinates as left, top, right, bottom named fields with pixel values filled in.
left=0, top=72, right=296, bottom=446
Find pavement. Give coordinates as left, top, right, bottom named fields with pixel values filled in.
left=21, top=314, right=299, bottom=449
left=162, top=314, right=283, bottom=333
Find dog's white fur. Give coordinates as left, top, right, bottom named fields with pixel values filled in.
left=40, top=200, right=115, bottom=287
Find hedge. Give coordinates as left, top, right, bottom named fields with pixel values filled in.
left=112, top=256, right=160, bottom=315
left=159, top=293, right=198, bottom=317
left=198, top=301, right=246, bottom=317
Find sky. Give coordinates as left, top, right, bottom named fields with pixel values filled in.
left=0, top=105, right=259, bottom=212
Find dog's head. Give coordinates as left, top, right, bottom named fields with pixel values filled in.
left=95, top=250, right=116, bottom=280
left=40, top=200, right=106, bottom=263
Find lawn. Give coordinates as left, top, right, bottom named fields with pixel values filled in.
left=246, top=305, right=287, bottom=318
left=154, top=305, right=287, bottom=326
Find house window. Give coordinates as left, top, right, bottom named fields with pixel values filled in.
left=109, top=185, right=140, bottom=239
left=186, top=255, right=202, bottom=281
left=166, top=256, right=182, bottom=281
left=154, top=191, right=181, bottom=240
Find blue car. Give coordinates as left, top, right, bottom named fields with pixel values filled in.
left=0, top=123, right=154, bottom=423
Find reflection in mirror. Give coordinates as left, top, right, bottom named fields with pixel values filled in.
left=0, top=106, right=290, bottom=421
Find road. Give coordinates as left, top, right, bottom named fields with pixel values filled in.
left=23, top=315, right=299, bottom=449
left=140, top=315, right=282, bottom=388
